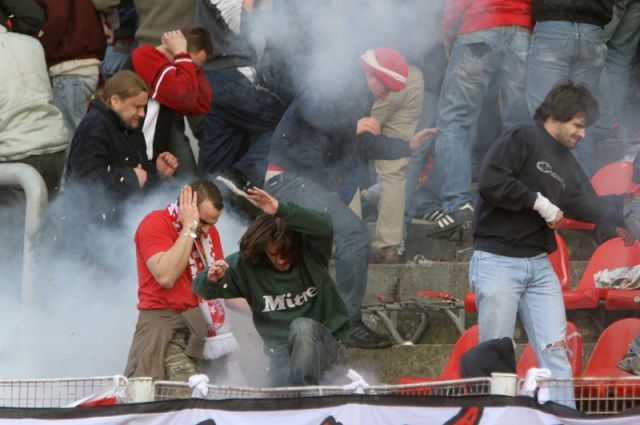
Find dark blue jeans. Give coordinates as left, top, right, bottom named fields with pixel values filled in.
left=200, top=68, right=285, bottom=186
left=265, top=173, right=370, bottom=321
left=268, top=318, right=344, bottom=386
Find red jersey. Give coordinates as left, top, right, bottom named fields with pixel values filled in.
left=134, top=209, right=223, bottom=312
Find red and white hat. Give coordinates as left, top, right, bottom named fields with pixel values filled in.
left=359, top=47, right=409, bottom=92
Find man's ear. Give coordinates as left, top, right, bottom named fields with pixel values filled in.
left=110, top=94, right=121, bottom=109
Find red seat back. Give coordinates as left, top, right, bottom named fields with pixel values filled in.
left=516, top=321, right=582, bottom=377
left=575, top=238, right=640, bottom=300
left=582, top=318, right=640, bottom=377
left=440, top=325, right=479, bottom=380
left=591, top=161, right=634, bottom=195
left=549, top=232, right=571, bottom=291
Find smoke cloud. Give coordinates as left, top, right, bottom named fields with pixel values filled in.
left=0, top=179, right=264, bottom=383
left=0, top=0, right=447, bottom=384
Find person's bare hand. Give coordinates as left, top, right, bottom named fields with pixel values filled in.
left=178, top=185, right=199, bottom=228
left=356, top=117, right=381, bottom=136
left=247, top=186, right=278, bottom=215
left=547, top=210, right=565, bottom=229
left=133, top=164, right=148, bottom=188
left=156, top=151, right=179, bottom=177
left=409, top=127, right=438, bottom=152
left=207, top=259, right=229, bottom=282
left=162, top=30, right=188, bottom=57
left=617, top=226, right=636, bottom=246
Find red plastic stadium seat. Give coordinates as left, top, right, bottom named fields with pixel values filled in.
left=399, top=325, right=479, bottom=386
left=465, top=232, right=571, bottom=312
left=600, top=242, right=640, bottom=310
left=591, top=161, right=634, bottom=195
left=574, top=318, right=640, bottom=402
left=555, top=218, right=595, bottom=231
left=556, top=161, right=635, bottom=231
left=516, top=321, right=582, bottom=378
left=582, top=318, right=640, bottom=378
left=565, top=238, right=640, bottom=310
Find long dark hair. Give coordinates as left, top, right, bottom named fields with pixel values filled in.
left=533, top=80, right=599, bottom=126
left=239, top=213, right=301, bottom=267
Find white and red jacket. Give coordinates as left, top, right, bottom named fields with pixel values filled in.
left=442, top=0, right=532, bottom=45
left=132, top=45, right=211, bottom=116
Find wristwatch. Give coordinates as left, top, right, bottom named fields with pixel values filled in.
left=183, top=220, right=198, bottom=239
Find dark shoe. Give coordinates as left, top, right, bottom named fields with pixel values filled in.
left=619, top=351, right=640, bottom=375
left=345, top=320, right=393, bottom=349
left=424, top=202, right=474, bottom=238
left=215, top=169, right=258, bottom=217
left=215, top=168, right=252, bottom=195
left=369, top=246, right=401, bottom=264
left=411, top=209, right=445, bottom=225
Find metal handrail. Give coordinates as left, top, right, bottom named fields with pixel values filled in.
left=0, top=163, right=48, bottom=305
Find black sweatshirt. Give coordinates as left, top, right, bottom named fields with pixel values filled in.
left=532, top=0, right=614, bottom=28
left=473, top=123, right=624, bottom=257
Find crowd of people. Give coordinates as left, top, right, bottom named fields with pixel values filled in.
left=3, top=0, right=640, bottom=405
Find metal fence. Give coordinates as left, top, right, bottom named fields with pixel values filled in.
left=152, top=377, right=492, bottom=401
left=526, top=376, right=640, bottom=415
left=3, top=374, right=640, bottom=416
left=0, top=376, right=127, bottom=408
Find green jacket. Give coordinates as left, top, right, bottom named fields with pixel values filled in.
left=193, top=202, right=350, bottom=352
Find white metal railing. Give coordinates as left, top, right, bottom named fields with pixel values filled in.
left=3, top=374, right=640, bottom=416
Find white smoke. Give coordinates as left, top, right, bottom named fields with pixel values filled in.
left=0, top=180, right=264, bottom=383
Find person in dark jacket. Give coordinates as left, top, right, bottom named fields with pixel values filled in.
left=264, top=47, right=434, bottom=349
left=194, top=187, right=350, bottom=386
left=64, top=70, right=178, bottom=227
left=526, top=0, right=615, bottom=176
left=196, top=0, right=286, bottom=188
left=470, top=80, right=637, bottom=408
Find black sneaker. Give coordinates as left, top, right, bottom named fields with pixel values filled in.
left=424, top=202, right=474, bottom=237
left=215, top=168, right=252, bottom=195
left=215, top=169, right=258, bottom=217
left=411, top=209, right=445, bottom=225
left=345, top=320, right=393, bottom=349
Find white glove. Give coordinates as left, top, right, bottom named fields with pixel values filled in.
left=533, top=192, right=560, bottom=223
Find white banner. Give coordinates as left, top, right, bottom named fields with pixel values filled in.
left=1, top=399, right=640, bottom=424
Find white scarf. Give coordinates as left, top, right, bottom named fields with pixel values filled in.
left=167, top=202, right=239, bottom=360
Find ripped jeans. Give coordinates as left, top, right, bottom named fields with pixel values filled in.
left=470, top=250, right=575, bottom=408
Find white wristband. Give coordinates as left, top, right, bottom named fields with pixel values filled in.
left=533, top=192, right=560, bottom=222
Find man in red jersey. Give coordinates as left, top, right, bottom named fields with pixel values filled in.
left=124, top=179, right=228, bottom=381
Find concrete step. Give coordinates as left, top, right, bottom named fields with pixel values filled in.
left=402, top=226, right=599, bottom=263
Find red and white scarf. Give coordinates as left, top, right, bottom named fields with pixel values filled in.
left=167, top=202, right=239, bottom=360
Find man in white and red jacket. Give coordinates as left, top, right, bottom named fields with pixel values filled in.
left=131, top=27, right=213, bottom=178
left=424, top=0, right=532, bottom=237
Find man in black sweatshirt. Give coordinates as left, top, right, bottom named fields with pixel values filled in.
left=526, top=0, right=615, bottom=176
left=471, top=80, right=635, bottom=408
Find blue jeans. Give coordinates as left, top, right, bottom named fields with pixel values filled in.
left=526, top=21, right=607, bottom=176
left=52, top=73, right=99, bottom=144
left=267, top=317, right=344, bottom=386
left=436, top=27, right=530, bottom=213
left=469, top=250, right=575, bottom=408
left=200, top=68, right=285, bottom=186
left=265, top=173, right=370, bottom=321
left=599, top=0, right=640, bottom=132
